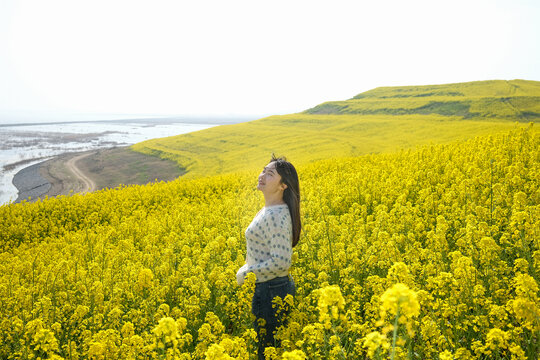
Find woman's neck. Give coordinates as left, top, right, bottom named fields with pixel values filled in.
left=265, top=201, right=286, bottom=207
left=264, top=195, right=285, bottom=207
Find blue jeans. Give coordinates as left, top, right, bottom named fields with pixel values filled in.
left=252, top=275, right=296, bottom=360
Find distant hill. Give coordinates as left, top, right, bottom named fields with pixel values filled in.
left=305, top=79, right=540, bottom=121
left=132, top=80, right=538, bottom=178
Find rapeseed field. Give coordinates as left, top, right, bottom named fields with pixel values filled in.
left=0, top=124, right=537, bottom=359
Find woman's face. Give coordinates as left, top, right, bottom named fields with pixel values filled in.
left=257, top=161, right=286, bottom=193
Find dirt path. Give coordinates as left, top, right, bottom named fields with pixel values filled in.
left=32, top=147, right=184, bottom=202
left=66, top=152, right=96, bottom=193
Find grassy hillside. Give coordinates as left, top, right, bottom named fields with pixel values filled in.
left=1, top=127, right=537, bottom=359
left=132, top=80, right=539, bottom=178
left=306, top=79, right=540, bottom=120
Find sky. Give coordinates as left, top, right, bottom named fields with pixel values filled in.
left=1, top=0, right=539, bottom=123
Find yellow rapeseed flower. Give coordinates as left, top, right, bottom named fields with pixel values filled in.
left=282, top=349, right=307, bottom=360
left=362, top=331, right=389, bottom=358
left=380, top=283, right=420, bottom=320
left=317, top=285, right=346, bottom=326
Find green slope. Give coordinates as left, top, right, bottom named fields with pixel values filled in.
left=131, top=80, right=539, bottom=178
left=305, top=79, right=540, bottom=121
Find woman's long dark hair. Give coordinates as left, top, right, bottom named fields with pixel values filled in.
left=270, top=154, right=301, bottom=247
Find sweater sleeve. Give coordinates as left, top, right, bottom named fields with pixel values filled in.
left=243, top=210, right=292, bottom=282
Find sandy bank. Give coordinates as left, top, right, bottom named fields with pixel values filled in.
left=13, top=147, right=185, bottom=203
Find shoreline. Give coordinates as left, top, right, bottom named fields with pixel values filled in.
left=11, top=147, right=185, bottom=204
left=1, top=119, right=227, bottom=205
left=12, top=162, right=52, bottom=203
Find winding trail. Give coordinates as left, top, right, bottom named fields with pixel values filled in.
left=66, top=152, right=96, bottom=193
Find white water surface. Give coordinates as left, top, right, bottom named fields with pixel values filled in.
left=0, top=120, right=219, bottom=205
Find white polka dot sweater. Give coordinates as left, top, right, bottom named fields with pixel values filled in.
left=236, top=204, right=293, bottom=285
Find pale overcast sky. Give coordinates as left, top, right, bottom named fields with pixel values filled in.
left=1, top=0, right=539, bottom=122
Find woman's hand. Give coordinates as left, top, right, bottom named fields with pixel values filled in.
left=236, top=264, right=248, bottom=286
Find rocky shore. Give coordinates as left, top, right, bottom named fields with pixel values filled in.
left=12, top=162, right=51, bottom=203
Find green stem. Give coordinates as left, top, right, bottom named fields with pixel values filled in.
left=490, top=158, right=494, bottom=228
left=390, top=307, right=400, bottom=360
left=330, top=321, right=347, bottom=360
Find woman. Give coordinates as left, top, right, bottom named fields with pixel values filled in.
left=236, top=154, right=301, bottom=359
